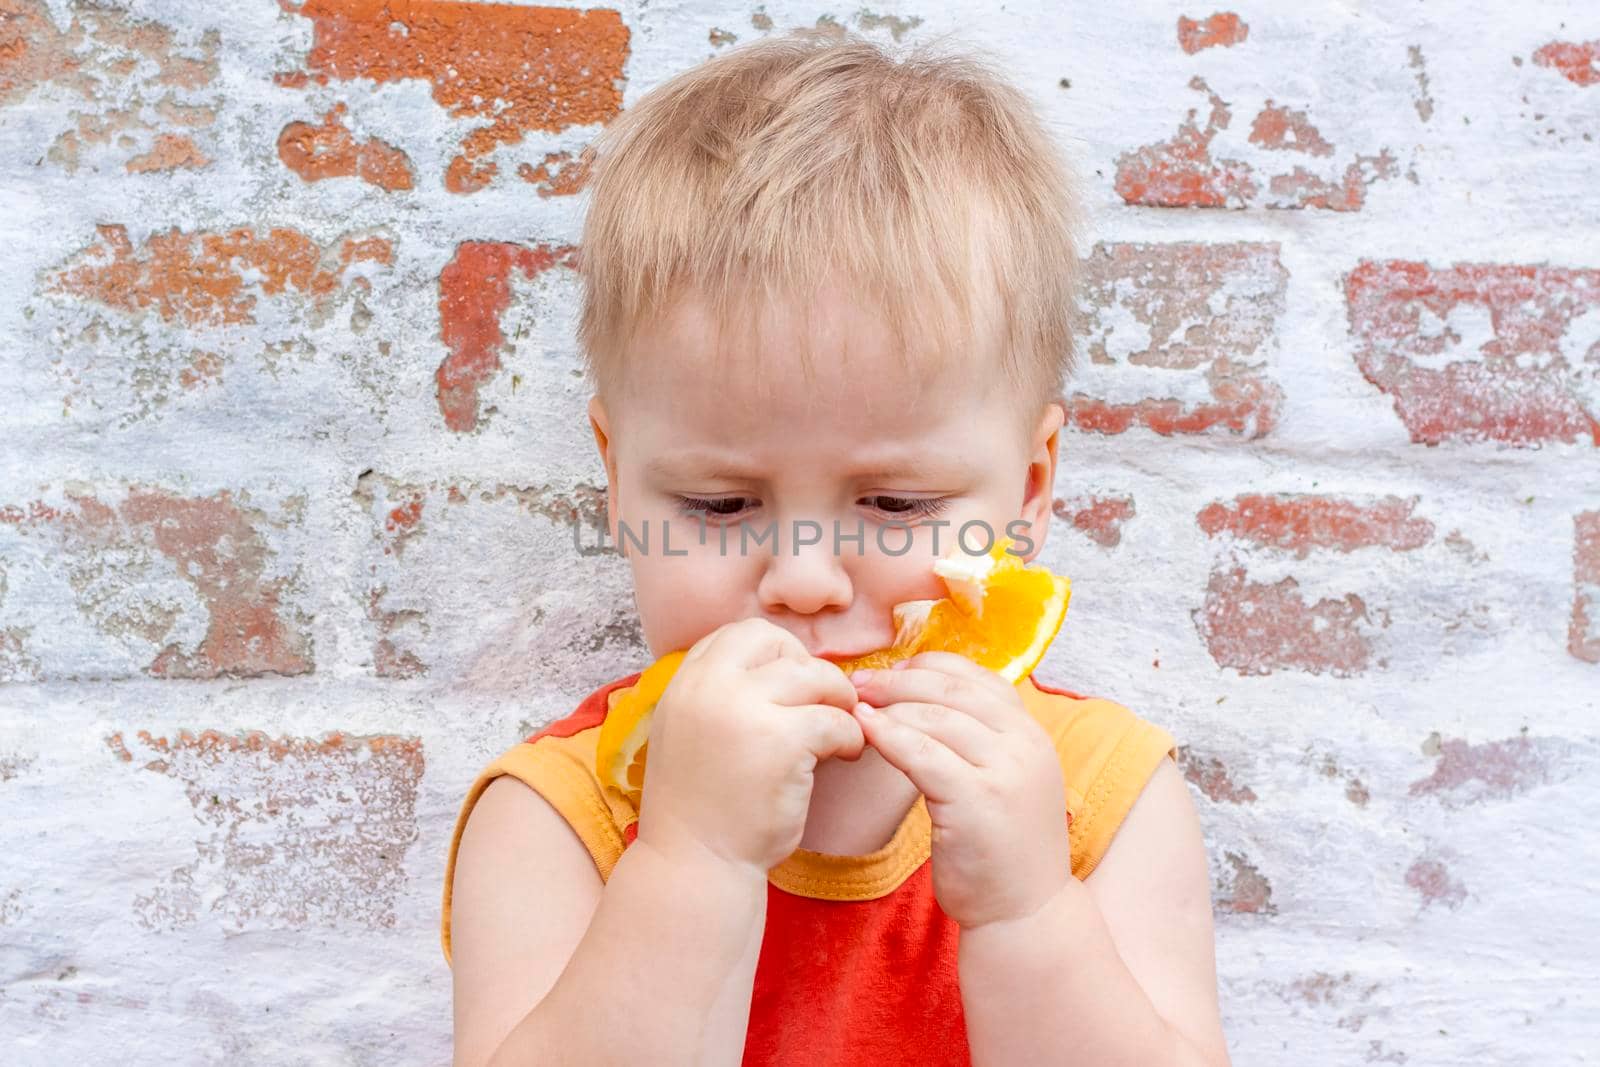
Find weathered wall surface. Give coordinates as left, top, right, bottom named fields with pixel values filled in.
left=2, top=1, right=1596, bottom=1063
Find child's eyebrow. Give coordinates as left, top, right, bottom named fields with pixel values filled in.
left=645, top=450, right=959, bottom=482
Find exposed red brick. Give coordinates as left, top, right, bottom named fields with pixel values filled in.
left=0, top=0, right=69, bottom=106
left=0, top=1, right=220, bottom=171
left=1532, top=40, right=1600, bottom=87
left=340, top=235, right=394, bottom=267
left=1118, top=77, right=1401, bottom=211
left=517, top=149, right=593, bottom=197
left=1052, top=495, right=1135, bottom=547
left=124, top=132, right=211, bottom=173
left=1405, top=857, right=1467, bottom=909
left=1176, top=746, right=1257, bottom=804
left=117, top=728, right=423, bottom=930
left=2, top=487, right=311, bottom=679
left=1197, top=494, right=1435, bottom=558
left=1249, top=101, right=1334, bottom=156
left=1194, top=567, right=1375, bottom=676
left=1572, top=512, right=1600, bottom=662
left=1070, top=241, right=1286, bottom=438
left=386, top=496, right=424, bottom=548
left=1410, top=731, right=1560, bottom=805
left=279, top=0, right=629, bottom=194
left=1345, top=260, right=1600, bottom=446
left=277, top=103, right=414, bottom=191
left=437, top=241, right=579, bottom=431
left=44, top=224, right=385, bottom=328
left=1177, top=12, right=1248, bottom=54
left=1115, top=76, right=1257, bottom=208
left=1268, top=150, right=1399, bottom=211
left=1215, top=850, right=1276, bottom=914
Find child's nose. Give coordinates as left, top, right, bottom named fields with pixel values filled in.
left=755, top=531, right=854, bottom=616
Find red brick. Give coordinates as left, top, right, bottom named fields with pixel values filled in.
left=1405, top=857, right=1467, bottom=910
left=1193, top=567, right=1376, bottom=677
left=1069, top=241, right=1287, bottom=438
left=436, top=241, right=579, bottom=432
left=44, top=224, right=385, bottom=328
left=1345, top=260, right=1600, bottom=446
left=1115, top=77, right=1257, bottom=209
left=1197, top=494, right=1435, bottom=559
left=1116, top=77, right=1401, bottom=211
left=1532, top=40, right=1600, bottom=87
left=277, top=103, right=415, bottom=191
left=0, top=487, right=311, bottom=679
left=1411, top=731, right=1563, bottom=805
left=1249, top=101, right=1334, bottom=156
left=1052, top=495, right=1136, bottom=547
left=278, top=0, right=630, bottom=193
left=1175, top=746, right=1257, bottom=804
left=0, top=0, right=220, bottom=172
left=125, top=133, right=212, bottom=174
left=1177, top=12, right=1248, bottom=54
left=1266, top=151, right=1399, bottom=212
left=111, top=729, right=422, bottom=930
left=1572, top=511, right=1600, bottom=662
left=1215, top=850, right=1276, bottom=915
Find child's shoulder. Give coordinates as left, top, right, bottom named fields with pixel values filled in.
left=1020, top=674, right=1179, bottom=880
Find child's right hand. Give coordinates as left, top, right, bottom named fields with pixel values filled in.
left=632, top=617, right=867, bottom=877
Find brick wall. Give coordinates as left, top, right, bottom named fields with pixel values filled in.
left=2, top=2, right=1596, bottom=1063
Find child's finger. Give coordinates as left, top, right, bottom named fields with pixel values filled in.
left=861, top=699, right=999, bottom=768
left=897, top=651, right=1016, bottom=699
left=855, top=702, right=970, bottom=804
left=794, top=703, right=867, bottom=763
left=755, top=655, right=857, bottom=712
left=853, top=665, right=1016, bottom=732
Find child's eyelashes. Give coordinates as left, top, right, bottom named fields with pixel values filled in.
left=671, top=494, right=952, bottom=521
left=865, top=494, right=951, bottom=519
left=673, top=494, right=751, bottom=518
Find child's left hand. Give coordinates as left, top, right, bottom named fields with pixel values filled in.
left=849, top=651, right=1071, bottom=932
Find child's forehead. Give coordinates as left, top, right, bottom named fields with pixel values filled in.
left=620, top=281, right=1002, bottom=412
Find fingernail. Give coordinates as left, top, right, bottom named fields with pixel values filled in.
left=891, top=659, right=909, bottom=670
left=855, top=701, right=875, bottom=717
left=850, top=669, right=870, bottom=684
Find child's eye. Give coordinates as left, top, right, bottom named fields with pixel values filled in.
left=862, top=495, right=950, bottom=519
left=674, top=495, right=752, bottom=518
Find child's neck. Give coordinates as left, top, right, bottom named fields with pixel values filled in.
left=799, top=746, right=922, bottom=856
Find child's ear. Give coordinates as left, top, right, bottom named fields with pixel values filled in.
left=588, top=394, right=620, bottom=541
left=1016, top=400, right=1065, bottom=562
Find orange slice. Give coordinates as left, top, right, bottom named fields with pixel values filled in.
left=593, top=650, right=684, bottom=810
left=594, top=536, right=1070, bottom=806
left=832, top=535, right=1070, bottom=684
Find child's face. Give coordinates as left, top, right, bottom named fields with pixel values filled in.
left=588, top=283, right=1064, bottom=664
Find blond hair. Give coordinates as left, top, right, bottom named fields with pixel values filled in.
left=575, top=28, right=1084, bottom=414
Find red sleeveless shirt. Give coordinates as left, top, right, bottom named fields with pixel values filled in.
left=442, top=671, right=1176, bottom=1065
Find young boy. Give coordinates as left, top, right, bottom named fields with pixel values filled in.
left=442, top=29, right=1229, bottom=1067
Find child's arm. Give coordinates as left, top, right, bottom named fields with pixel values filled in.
left=956, top=757, right=1231, bottom=1067
left=450, top=776, right=768, bottom=1067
